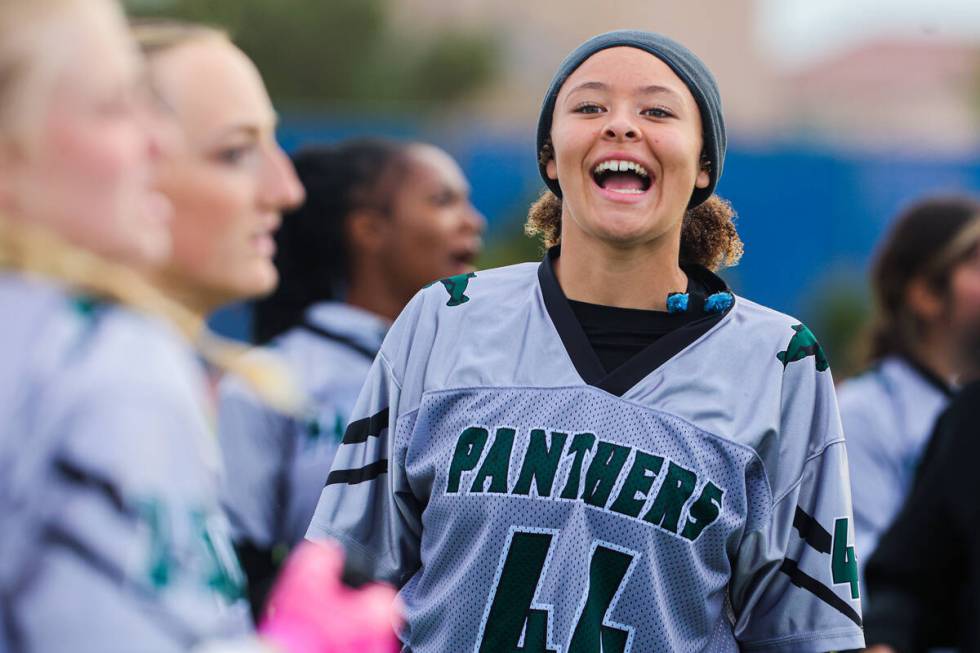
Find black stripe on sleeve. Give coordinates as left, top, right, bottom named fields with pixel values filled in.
left=326, top=459, right=389, bottom=486
left=341, top=408, right=390, bottom=445
left=792, top=507, right=832, bottom=554
left=55, top=458, right=136, bottom=519
left=780, top=558, right=862, bottom=627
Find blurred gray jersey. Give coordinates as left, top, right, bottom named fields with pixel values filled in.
left=837, top=356, right=951, bottom=586
left=308, top=251, right=864, bottom=653
left=219, top=302, right=387, bottom=549
left=0, top=274, right=251, bottom=652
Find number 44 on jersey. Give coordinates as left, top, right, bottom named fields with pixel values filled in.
left=476, top=528, right=638, bottom=653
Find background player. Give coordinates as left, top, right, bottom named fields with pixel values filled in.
left=861, top=238, right=980, bottom=651
left=220, top=138, right=484, bottom=618
left=134, top=21, right=305, bottom=319
left=0, top=1, right=255, bottom=648
left=308, top=29, right=864, bottom=652
left=837, top=195, right=980, bottom=591
left=0, top=7, right=401, bottom=650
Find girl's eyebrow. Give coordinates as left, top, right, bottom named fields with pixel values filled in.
left=566, top=80, right=608, bottom=95
left=566, top=81, right=684, bottom=103
left=637, top=84, right=684, bottom=102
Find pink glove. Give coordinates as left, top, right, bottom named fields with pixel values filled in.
left=259, top=540, right=402, bottom=653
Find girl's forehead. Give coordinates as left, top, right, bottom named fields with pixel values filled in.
left=558, top=47, right=692, bottom=100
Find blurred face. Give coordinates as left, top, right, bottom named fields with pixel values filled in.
left=148, top=37, right=304, bottom=313
left=377, top=144, right=485, bottom=295
left=946, top=243, right=980, bottom=370
left=0, top=0, right=170, bottom=265
left=545, top=47, right=709, bottom=249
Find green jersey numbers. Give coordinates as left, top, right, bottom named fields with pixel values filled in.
left=477, top=528, right=639, bottom=653
left=783, top=508, right=862, bottom=626
left=136, top=498, right=245, bottom=603
left=832, top=518, right=859, bottom=600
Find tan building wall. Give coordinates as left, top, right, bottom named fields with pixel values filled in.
left=389, top=0, right=783, bottom=136
left=390, top=0, right=980, bottom=151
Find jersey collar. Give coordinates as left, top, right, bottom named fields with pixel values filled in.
left=537, top=246, right=733, bottom=396
left=300, top=301, right=389, bottom=360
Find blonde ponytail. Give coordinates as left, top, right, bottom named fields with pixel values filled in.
left=0, top=218, right=303, bottom=415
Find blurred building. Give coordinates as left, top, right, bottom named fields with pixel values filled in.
left=779, top=38, right=980, bottom=153
left=389, top=0, right=980, bottom=151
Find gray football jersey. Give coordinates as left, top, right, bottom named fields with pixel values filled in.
left=219, top=301, right=387, bottom=549
left=837, top=355, right=951, bottom=589
left=0, top=274, right=251, bottom=652
left=308, top=250, right=864, bottom=653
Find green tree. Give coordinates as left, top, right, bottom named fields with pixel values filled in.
left=125, top=0, right=499, bottom=112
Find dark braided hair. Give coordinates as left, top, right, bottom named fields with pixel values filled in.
left=868, top=195, right=980, bottom=362
left=252, top=138, right=410, bottom=343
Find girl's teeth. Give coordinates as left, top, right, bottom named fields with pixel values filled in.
left=608, top=187, right=643, bottom=194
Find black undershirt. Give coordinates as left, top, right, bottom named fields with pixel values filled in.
left=568, top=276, right=709, bottom=373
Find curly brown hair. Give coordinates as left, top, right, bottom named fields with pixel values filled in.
left=525, top=190, right=743, bottom=272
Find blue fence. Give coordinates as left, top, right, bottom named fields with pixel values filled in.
left=209, top=118, right=980, bottom=341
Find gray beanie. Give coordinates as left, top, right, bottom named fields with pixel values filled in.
left=537, top=30, right=725, bottom=208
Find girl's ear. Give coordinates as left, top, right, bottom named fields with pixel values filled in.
left=906, top=276, right=945, bottom=323
left=695, top=152, right=711, bottom=189
left=694, top=167, right=710, bottom=189
left=347, top=208, right=390, bottom=256
left=540, top=139, right=558, bottom=181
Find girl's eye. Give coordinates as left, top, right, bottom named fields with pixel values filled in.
left=573, top=103, right=604, bottom=115
left=643, top=107, right=675, bottom=119
left=431, top=191, right=456, bottom=207
left=216, top=144, right=256, bottom=165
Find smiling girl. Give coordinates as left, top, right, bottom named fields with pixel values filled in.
left=308, top=30, right=863, bottom=652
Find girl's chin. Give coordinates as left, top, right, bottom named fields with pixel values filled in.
left=224, top=263, right=279, bottom=303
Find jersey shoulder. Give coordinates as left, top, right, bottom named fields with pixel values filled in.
left=0, top=274, right=198, bottom=399
left=640, top=294, right=838, bottom=458
left=382, top=262, right=539, bottom=359
left=730, top=295, right=825, bottom=353
left=417, top=261, right=539, bottom=311
left=683, top=294, right=832, bottom=381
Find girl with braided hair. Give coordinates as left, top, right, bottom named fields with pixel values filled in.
left=219, top=138, right=484, bottom=618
